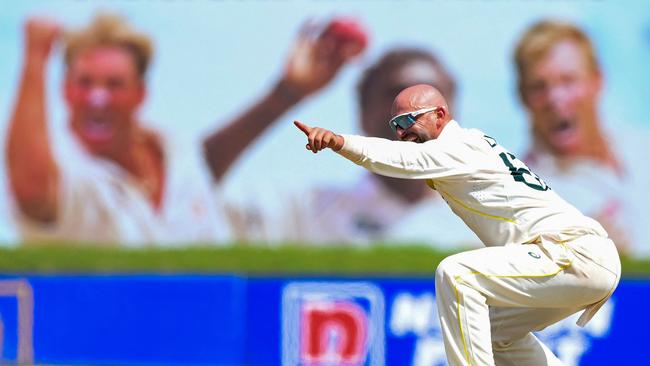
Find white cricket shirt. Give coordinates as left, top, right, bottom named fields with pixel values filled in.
left=16, top=127, right=231, bottom=246
left=337, top=120, right=607, bottom=246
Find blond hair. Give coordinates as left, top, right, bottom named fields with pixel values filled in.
left=514, top=20, right=599, bottom=92
left=64, top=13, right=153, bottom=77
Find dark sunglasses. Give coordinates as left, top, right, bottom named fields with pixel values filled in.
left=388, top=107, right=438, bottom=133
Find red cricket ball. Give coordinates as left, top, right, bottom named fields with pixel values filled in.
left=322, top=17, right=369, bottom=56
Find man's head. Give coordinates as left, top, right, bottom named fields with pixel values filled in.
left=63, top=13, right=153, bottom=156
left=515, top=20, right=603, bottom=156
left=357, top=48, right=456, bottom=141
left=356, top=49, right=456, bottom=203
left=389, top=84, right=451, bottom=143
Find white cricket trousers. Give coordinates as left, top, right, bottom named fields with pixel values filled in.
left=435, top=234, right=620, bottom=366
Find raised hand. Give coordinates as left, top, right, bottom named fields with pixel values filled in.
left=24, top=17, right=62, bottom=60
left=204, top=18, right=366, bottom=181
left=278, top=18, right=368, bottom=99
left=7, top=16, right=63, bottom=223
left=294, top=120, right=345, bottom=153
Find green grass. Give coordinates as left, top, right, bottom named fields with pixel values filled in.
left=0, top=243, right=647, bottom=277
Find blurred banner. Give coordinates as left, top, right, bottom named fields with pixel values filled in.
left=1, top=1, right=650, bottom=256
left=0, top=275, right=644, bottom=365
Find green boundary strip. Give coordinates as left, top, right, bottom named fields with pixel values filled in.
left=0, top=244, right=647, bottom=276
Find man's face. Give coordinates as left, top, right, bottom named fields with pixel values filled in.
left=361, top=60, right=452, bottom=141
left=390, top=108, right=440, bottom=143
left=520, top=40, right=602, bottom=156
left=65, top=46, right=145, bottom=156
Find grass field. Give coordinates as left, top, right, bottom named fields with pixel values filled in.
left=0, top=243, right=648, bottom=276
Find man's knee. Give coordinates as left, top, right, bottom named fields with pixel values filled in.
left=435, top=255, right=464, bottom=290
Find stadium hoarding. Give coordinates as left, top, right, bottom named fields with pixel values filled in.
left=0, top=274, right=642, bottom=365
left=1, top=2, right=650, bottom=256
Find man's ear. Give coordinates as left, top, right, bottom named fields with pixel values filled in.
left=63, top=72, right=73, bottom=104
left=434, top=106, right=448, bottom=129
left=436, top=106, right=447, bottom=120
left=136, top=79, right=147, bottom=105
left=592, top=68, right=603, bottom=98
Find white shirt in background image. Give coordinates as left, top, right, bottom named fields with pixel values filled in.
left=524, top=126, right=650, bottom=257
left=15, top=126, right=232, bottom=246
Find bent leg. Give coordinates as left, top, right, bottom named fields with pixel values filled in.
left=434, top=241, right=614, bottom=366
left=436, top=263, right=494, bottom=366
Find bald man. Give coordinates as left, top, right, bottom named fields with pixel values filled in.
left=275, top=48, right=477, bottom=247
left=294, top=84, right=620, bottom=366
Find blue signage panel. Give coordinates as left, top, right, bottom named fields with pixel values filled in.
left=22, top=275, right=247, bottom=365
left=245, top=277, right=641, bottom=366
left=0, top=274, right=643, bottom=365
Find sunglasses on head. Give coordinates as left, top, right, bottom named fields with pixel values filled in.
left=388, top=107, right=438, bottom=133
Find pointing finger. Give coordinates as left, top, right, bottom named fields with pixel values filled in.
left=294, top=120, right=312, bottom=136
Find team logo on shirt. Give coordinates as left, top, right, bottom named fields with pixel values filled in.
left=528, top=251, right=541, bottom=259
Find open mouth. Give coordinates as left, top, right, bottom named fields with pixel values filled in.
left=81, top=116, right=116, bottom=144
left=548, top=119, right=579, bottom=149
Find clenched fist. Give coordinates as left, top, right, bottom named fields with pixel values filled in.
left=24, top=17, right=62, bottom=60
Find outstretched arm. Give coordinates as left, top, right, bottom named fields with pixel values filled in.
left=203, top=18, right=366, bottom=182
left=294, top=121, right=462, bottom=180
left=6, top=17, right=61, bottom=223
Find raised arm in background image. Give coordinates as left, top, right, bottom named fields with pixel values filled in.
left=6, top=14, right=364, bottom=245
left=272, top=49, right=479, bottom=247
left=295, top=84, right=620, bottom=366
left=514, top=19, right=650, bottom=255
left=204, top=18, right=367, bottom=182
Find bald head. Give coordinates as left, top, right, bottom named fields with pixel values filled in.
left=391, top=84, right=450, bottom=118
left=389, top=84, right=453, bottom=143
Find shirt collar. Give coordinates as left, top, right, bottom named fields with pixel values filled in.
left=436, top=119, right=461, bottom=141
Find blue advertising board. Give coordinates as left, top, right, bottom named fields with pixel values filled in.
left=0, top=274, right=643, bottom=365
